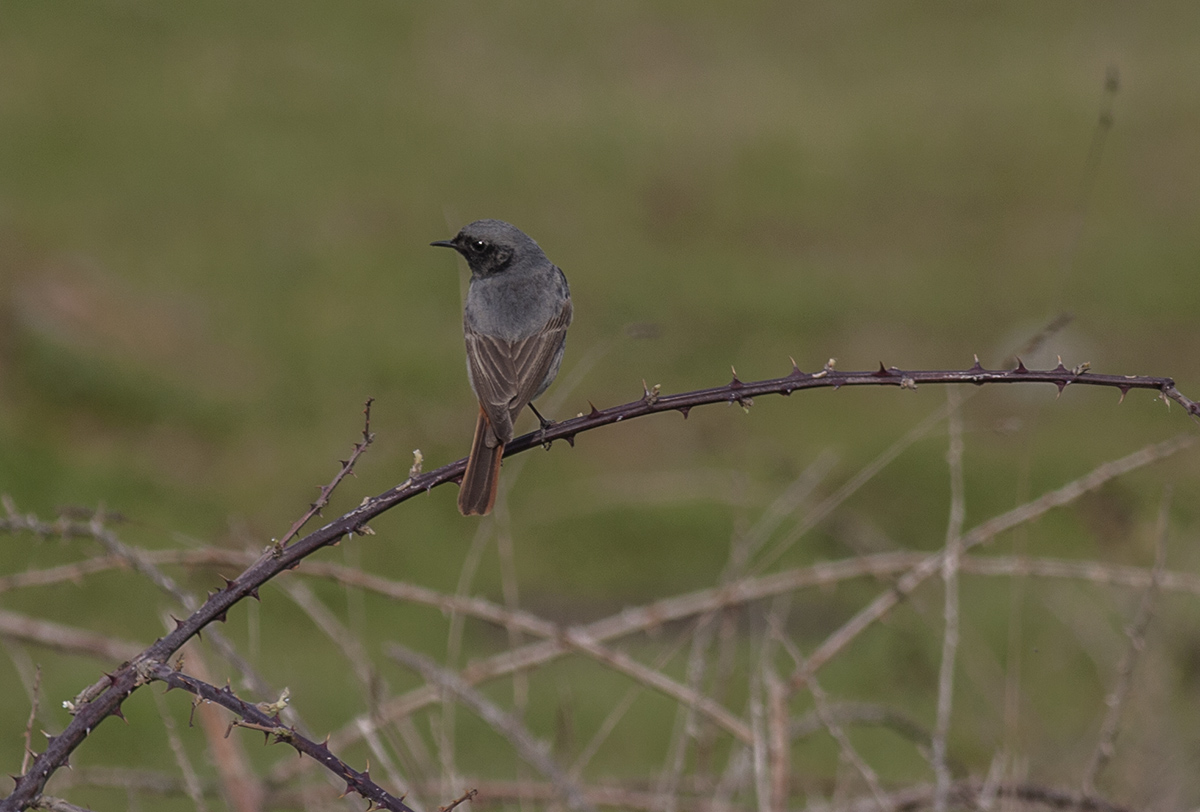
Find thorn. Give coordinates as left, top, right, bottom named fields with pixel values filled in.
left=677, top=406, right=691, bottom=419
left=872, top=362, right=890, bottom=377
left=1055, top=380, right=1068, bottom=397
left=971, top=354, right=984, bottom=372
left=789, top=356, right=803, bottom=377
left=248, top=587, right=261, bottom=602
left=1015, top=357, right=1028, bottom=373
left=1118, top=385, right=1131, bottom=404
left=112, top=704, right=127, bottom=723
left=171, top=615, right=185, bottom=630
left=587, top=401, right=600, bottom=418
left=729, top=366, right=742, bottom=388
left=221, top=575, right=235, bottom=590
left=1054, top=355, right=1068, bottom=373
left=215, top=611, right=228, bottom=623
left=562, top=434, right=576, bottom=448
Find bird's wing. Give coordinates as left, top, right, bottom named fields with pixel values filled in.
left=465, top=296, right=573, bottom=445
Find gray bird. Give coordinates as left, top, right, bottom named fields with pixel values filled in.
left=432, top=219, right=573, bottom=515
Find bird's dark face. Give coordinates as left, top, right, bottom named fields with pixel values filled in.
left=431, top=219, right=539, bottom=277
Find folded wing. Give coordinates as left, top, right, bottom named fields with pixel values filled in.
left=465, top=296, right=573, bottom=445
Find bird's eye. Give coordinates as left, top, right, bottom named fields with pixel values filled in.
left=471, top=240, right=488, bottom=253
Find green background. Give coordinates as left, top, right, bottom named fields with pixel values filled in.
left=1, top=2, right=1199, bottom=809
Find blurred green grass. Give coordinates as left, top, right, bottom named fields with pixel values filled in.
left=2, top=1, right=1200, bottom=806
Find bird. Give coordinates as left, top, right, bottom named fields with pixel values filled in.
left=432, top=219, right=573, bottom=515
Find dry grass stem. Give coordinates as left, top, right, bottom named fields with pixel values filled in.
left=570, top=627, right=694, bottom=779
left=0, top=609, right=141, bottom=662
left=792, top=435, right=1192, bottom=691
left=179, top=643, right=266, bottom=812
left=933, top=391, right=966, bottom=812
left=563, top=628, right=752, bottom=744
left=752, top=400, right=957, bottom=574
left=20, top=665, right=42, bottom=777
left=773, top=626, right=888, bottom=812
left=1080, top=488, right=1171, bottom=795
left=765, top=667, right=789, bottom=812
left=151, top=688, right=209, bottom=812
left=385, top=643, right=592, bottom=812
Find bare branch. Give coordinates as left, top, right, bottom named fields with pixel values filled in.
left=277, top=397, right=376, bottom=548
left=180, top=644, right=265, bottom=812
left=29, top=797, right=93, bottom=812
left=438, top=788, right=478, bottom=812
left=145, top=663, right=417, bottom=812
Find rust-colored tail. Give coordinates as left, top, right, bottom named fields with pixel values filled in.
left=458, top=406, right=504, bottom=516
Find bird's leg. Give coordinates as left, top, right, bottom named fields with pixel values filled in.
left=528, top=403, right=554, bottom=448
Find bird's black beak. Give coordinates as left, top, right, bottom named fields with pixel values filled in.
left=430, top=239, right=458, bottom=250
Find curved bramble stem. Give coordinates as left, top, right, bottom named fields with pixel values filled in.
left=3, top=361, right=1196, bottom=812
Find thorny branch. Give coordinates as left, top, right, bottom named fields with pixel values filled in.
left=277, top=397, right=376, bottom=548
left=146, top=664, right=417, bottom=812
left=1, top=363, right=1197, bottom=811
